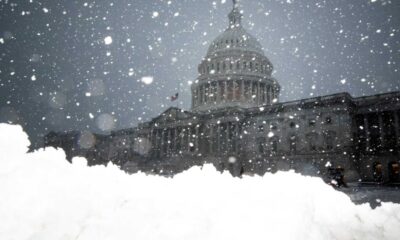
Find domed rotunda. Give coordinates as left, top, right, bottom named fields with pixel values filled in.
left=191, top=0, right=280, bottom=112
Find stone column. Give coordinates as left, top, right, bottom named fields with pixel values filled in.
left=270, top=86, right=274, bottom=103
left=217, top=82, right=221, bottom=103
left=209, top=125, right=214, bottom=154
left=161, top=130, right=165, bottom=157
left=157, top=130, right=161, bottom=157
left=241, top=80, right=245, bottom=101
left=193, top=87, right=199, bottom=106
left=180, top=128, right=185, bottom=153
left=217, top=124, right=221, bottom=154
left=264, top=85, right=268, bottom=104
left=153, top=130, right=157, bottom=155
left=165, top=129, right=170, bottom=156
left=378, top=113, right=384, bottom=148
left=233, top=123, right=238, bottom=153
left=147, top=130, right=152, bottom=151
left=364, top=115, right=370, bottom=152
left=203, top=84, right=209, bottom=103
left=394, top=111, right=400, bottom=149
left=224, top=81, right=228, bottom=101
left=200, top=85, right=204, bottom=104
left=257, top=82, right=261, bottom=105
left=227, top=123, right=231, bottom=153
left=195, top=127, right=199, bottom=153
left=174, top=128, right=178, bottom=155
left=188, top=127, right=192, bottom=152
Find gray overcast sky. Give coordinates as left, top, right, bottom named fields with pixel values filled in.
left=0, top=0, right=399, bottom=146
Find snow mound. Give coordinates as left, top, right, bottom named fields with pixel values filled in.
left=0, top=123, right=400, bottom=240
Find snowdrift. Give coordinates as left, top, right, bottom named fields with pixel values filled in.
left=0, top=123, right=400, bottom=240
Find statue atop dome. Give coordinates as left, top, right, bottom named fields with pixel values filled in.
left=229, top=0, right=242, bottom=28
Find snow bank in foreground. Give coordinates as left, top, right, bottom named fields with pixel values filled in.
left=0, top=124, right=400, bottom=240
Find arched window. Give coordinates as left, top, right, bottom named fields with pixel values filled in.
left=373, top=162, right=383, bottom=182
left=325, top=131, right=336, bottom=150
left=389, top=162, right=400, bottom=182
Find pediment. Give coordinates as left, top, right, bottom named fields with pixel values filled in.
left=151, top=107, right=192, bottom=124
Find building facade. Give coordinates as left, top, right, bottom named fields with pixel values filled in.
left=45, top=2, right=400, bottom=183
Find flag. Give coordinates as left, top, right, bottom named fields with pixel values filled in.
left=170, top=93, right=179, bottom=101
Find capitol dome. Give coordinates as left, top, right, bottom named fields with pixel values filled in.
left=191, top=0, right=280, bottom=112
left=206, top=26, right=264, bottom=57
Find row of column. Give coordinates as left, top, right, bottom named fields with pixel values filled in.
left=205, top=122, right=241, bottom=154
left=193, top=80, right=276, bottom=107
left=148, top=122, right=242, bottom=158
left=149, top=126, right=198, bottom=158
left=200, top=60, right=271, bottom=75
left=361, top=111, right=400, bottom=152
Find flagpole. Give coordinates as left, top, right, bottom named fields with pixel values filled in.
left=177, top=80, right=180, bottom=109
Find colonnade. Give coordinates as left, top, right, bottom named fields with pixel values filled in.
left=199, top=59, right=272, bottom=75
left=148, top=122, right=242, bottom=158
left=193, top=80, right=276, bottom=108
left=359, top=110, right=400, bottom=152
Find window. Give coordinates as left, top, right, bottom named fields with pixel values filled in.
left=289, top=122, right=296, bottom=128
left=325, top=131, right=336, bottom=150
left=258, top=125, right=264, bottom=132
left=373, top=162, right=383, bottom=182
left=389, top=162, right=400, bottom=182
left=308, top=119, right=316, bottom=127
left=306, top=133, right=318, bottom=151
left=270, top=138, right=279, bottom=153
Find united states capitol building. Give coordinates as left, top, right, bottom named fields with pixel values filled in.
left=45, top=2, right=400, bottom=183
